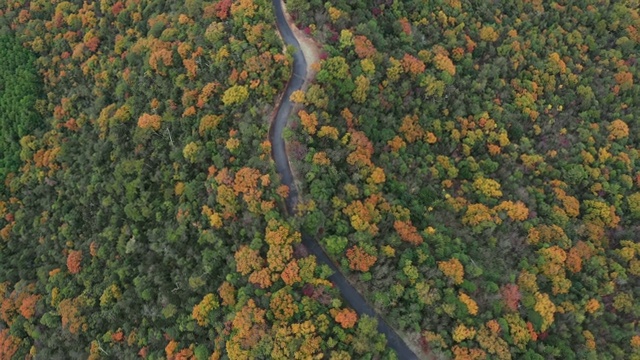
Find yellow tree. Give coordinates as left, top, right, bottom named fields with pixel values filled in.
left=504, top=313, right=531, bottom=349
left=352, top=75, right=370, bottom=103
left=248, top=267, right=272, bottom=289
left=289, top=90, right=305, bottom=103
left=298, top=110, right=318, bottom=135
left=583, top=199, right=620, bottom=228
left=399, top=114, right=424, bottom=143
left=494, top=201, right=529, bottom=221
left=473, top=177, right=503, bottom=198
left=198, top=114, right=223, bottom=135
left=438, top=258, right=464, bottom=285
left=452, top=323, right=476, bottom=343
left=433, top=53, right=455, bottom=75
left=264, top=219, right=300, bottom=273
left=607, top=119, right=629, bottom=140
left=234, top=246, right=262, bottom=276
left=192, top=293, right=219, bottom=326
left=222, top=85, right=249, bottom=106
left=458, top=291, right=478, bottom=315
left=270, top=289, right=297, bottom=321
left=462, top=203, right=496, bottom=228
left=534, top=292, right=556, bottom=332
left=218, top=281, right=236, bottom=307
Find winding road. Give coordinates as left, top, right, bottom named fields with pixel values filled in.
left=269, top=1, right=419, bottom=359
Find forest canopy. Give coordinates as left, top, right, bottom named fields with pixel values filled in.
left=0, top=0, right=392, bottom=359
left=1, top=0, right=640, bottom=359
left=0, top=33, right=42, bottom=193
left=286, top=0, right=640, bottom=359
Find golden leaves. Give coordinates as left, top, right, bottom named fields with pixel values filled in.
left=222, top=85, right=249, bottom=106
left=312, top=152, right=331, bottom=166
left=270, top=289, right=297, bottom=321
left=192, top=293, right=219, bottom=326
left=584, top=298, right=600, bottom=314
left=248, top=267, right=272, bottom=289
left=58, top=297, right=87, bottom=334
left=290, top=90, right=305, bottom=104
left=198, top=115, right=223, bottom=136
left=298, top=110, right=318, bottom=135
left=479, top=25, right=499, bottom=42
left=438, top=258, right=464, bottom=285
left=218, top=281, right=236, bottom=307
left=433, top=53, right=455, bottom=75
left=494, top=201, right=529, bottom=221
left=608, top=119, right=629, bottom=140
left=533, top=292, right=556, bottom=332
left=387, top=136, right=406, bottom=152
left=234, top=246, right=261, bottom=276
left=458, top=291, right=478, bottom=315
left=452, top=323, right=476, bottom=343
left=399, top=114, right=424, bottom=143
left=473, top=177, right=503, bottom=198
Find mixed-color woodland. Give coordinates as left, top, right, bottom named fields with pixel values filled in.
left=0, top=0, right=389, bottom=358
left=287, top=0, right=640, bottom=359
left=0, top=0, right=639, bottom=359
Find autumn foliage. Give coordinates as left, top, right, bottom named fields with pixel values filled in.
left=1, top=0, right=639, bottom=358
left=501, top=284, right=521, bottom=312
left=192, top=294, right=219, bottom=326
left=0, top=329, right=20, bottom=359
left=331, top=308, right=357, bottom=329
left=66, top=250, right=82, bottom=274
left=137, top=113, right=162, bottom=130
left=393, top=220, right=423, bottom=245
left=438, top=258, right=464, bottom=285
left=346, top=245, right=377, bottom=272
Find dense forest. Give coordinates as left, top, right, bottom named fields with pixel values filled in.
left=0, top=32, right=43, bottom=193
left=285, top=0, right=640, bottom=359
left=0, top=1, right=391, bottom=359
left=1, top=0, right=639, bottom=359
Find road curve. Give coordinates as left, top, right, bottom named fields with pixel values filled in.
left=269, top=1, right=419, bottom=359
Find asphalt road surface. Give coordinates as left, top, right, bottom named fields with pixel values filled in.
left=270, top=1, right=419, bottom=358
